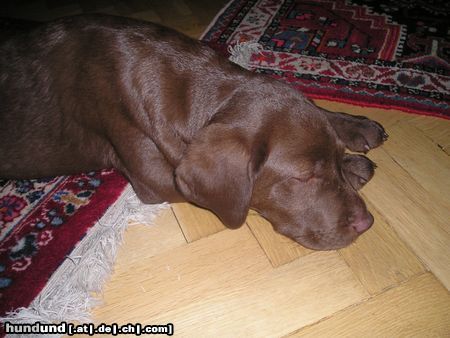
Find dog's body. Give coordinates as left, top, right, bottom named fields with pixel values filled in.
left=0, top=15, right=387, bottom=250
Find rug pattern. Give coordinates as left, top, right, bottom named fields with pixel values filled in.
left=0, top=169, right=127, bottom=317
left=202, top=0, right=450, bottom=118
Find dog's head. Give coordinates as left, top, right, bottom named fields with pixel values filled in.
left=175, top=109, right=375, bottom=250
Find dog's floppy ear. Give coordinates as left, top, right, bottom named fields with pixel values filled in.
left=175, top=124, right=264, bottom=229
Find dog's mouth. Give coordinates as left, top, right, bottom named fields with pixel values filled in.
left=287, top=226, right=358, bottom=251
left=253, top=210, right=359, bottom=250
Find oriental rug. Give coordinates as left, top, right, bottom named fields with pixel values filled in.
left=0, top=170, right=166, bottom=335
left=202, top=0, right=450, bottom=119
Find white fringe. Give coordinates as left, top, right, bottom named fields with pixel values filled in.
left=1, top=184, right=168, bottom=338
left=228, top=41, right=263, bottom=70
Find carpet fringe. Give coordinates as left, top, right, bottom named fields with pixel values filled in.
left=0, top=185, right=168, bottom=338
left=228, top=41, right=263, bottom=70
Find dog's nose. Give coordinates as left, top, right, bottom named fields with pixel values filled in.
left=351, top=212, right=374, bottom=234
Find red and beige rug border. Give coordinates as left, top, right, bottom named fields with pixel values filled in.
left=201, top=0, right=450, bottom=120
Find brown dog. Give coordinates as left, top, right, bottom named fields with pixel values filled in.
left=0, top=15, right=387, bottom=250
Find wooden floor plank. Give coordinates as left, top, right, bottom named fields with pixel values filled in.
left=171, top=202, right=226, bottom=242
left=339, top=201, right=425, bottom=295
left=382, top=120, right=450, bottom=207
left=408, top=115, right=450, bottom=155
left=127, top=10, right=163, bottom=25
left=114, top=208, right=187, bottom=269
left=289, top=273, right=450, bottom=337
left=246, top=213, right=313, bottom=267
left=94, top=228, right=368, bottom=337
left=149, top=252, right=368, bottom=337
left=362, top=147, right=450, bottom=290
left=93, top=227, right=272, bottom=322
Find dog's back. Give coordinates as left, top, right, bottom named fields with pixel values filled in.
left=1, top=16, right=112, bottom=177
left=0, top=16, right=180, bottom=178
left=0, top=15, right=245, bottom=179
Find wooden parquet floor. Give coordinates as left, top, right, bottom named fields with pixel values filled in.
left=3, top=1, right=450, bottom=336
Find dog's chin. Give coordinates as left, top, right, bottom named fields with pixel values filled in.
left=287, top=230, right=357, bottom=251
left=298, top=240, right=354, bottom=251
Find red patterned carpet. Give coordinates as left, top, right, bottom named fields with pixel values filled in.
left=202, top=0, right=450, bottom=119
left=0, top=170, right=128, bottom=320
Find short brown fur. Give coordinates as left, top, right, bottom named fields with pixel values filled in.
left=0, top=15, right=388, bottom=250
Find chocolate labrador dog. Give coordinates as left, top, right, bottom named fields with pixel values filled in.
left=0, top=15, right=387, bottom=250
